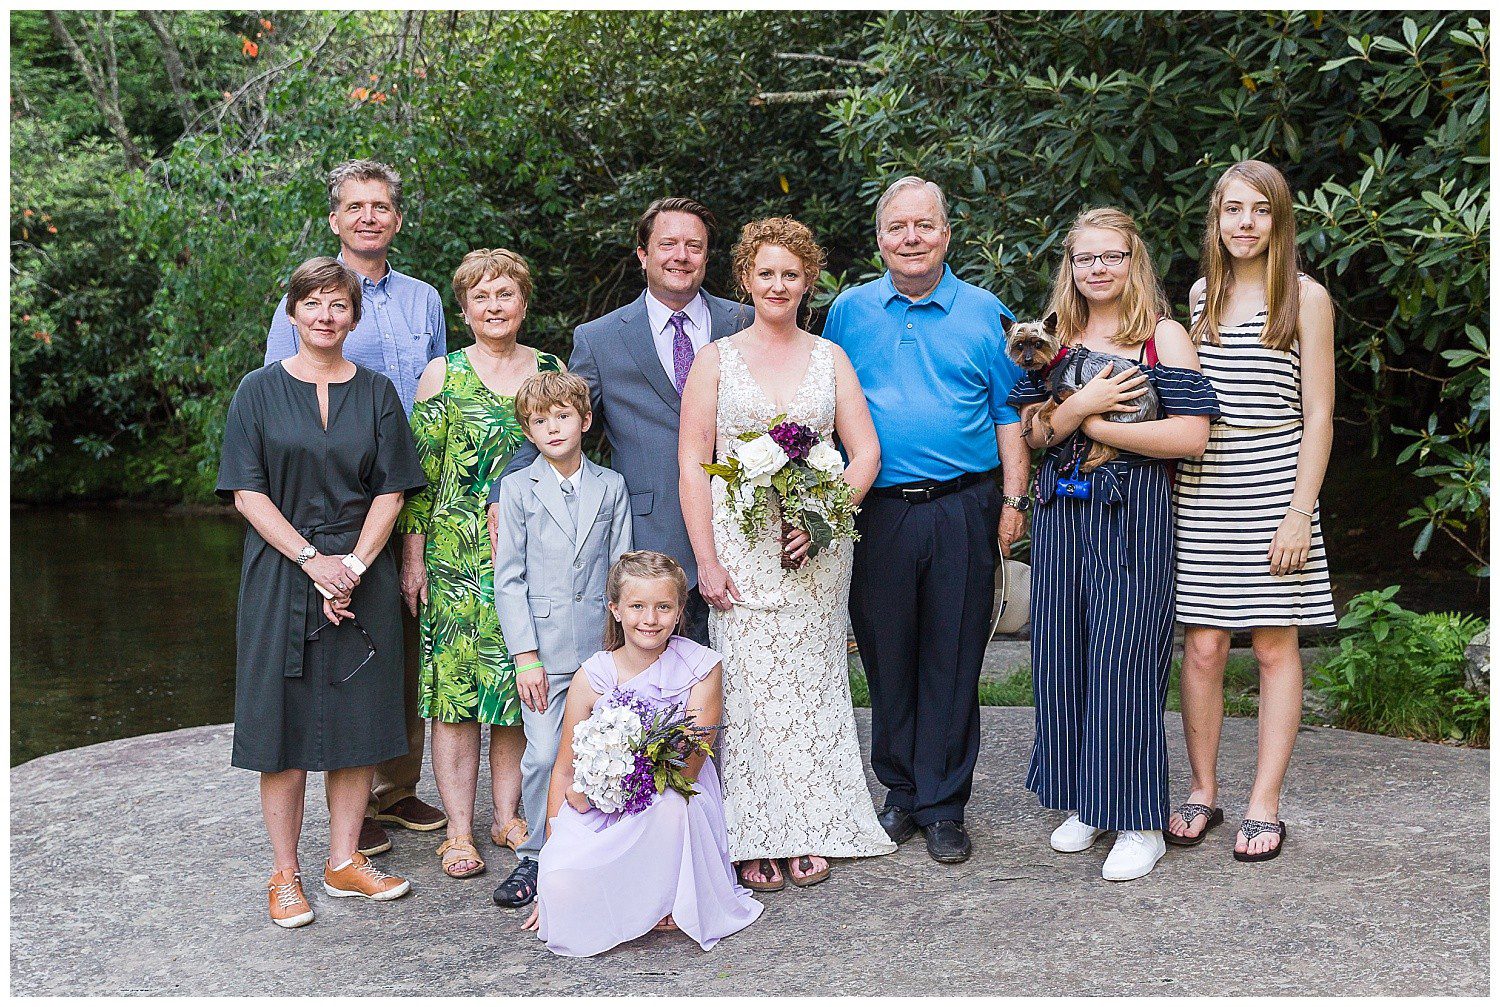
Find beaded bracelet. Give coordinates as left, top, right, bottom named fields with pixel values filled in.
left=516, top=661, right=545, bottom=673
left=1288, top=505, right=1315, bottom=519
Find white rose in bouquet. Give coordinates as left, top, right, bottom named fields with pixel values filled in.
left=807, top=440, right=845, bottom=476
left=735, top=434, right=788, bottom=483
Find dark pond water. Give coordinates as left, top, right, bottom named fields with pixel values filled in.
left=10, top=508, right=243, bottom=765
left=10, top=440, right=1485, bottom=765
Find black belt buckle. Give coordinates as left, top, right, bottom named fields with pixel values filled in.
left=900, top=485, right=936, bottom=504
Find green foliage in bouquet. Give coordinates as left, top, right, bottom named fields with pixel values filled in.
left=639, top=703, right=719, bottom=803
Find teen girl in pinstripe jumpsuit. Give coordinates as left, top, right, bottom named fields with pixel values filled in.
left=1010, top=209, right=1219, bottom=882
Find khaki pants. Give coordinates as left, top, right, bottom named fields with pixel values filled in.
left=367, top=604, right=425, bottom=817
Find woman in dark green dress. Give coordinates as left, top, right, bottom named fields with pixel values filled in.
left=218, top=257, right=427, bottom=927
left=397, top=248, right=562, bottom=879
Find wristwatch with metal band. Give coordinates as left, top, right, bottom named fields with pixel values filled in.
left=295, top=545, right=317, bottom=567
left=1001, top=495, right=1033, bottom=513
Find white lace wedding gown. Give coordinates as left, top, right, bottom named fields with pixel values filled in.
left=709, top=336, right=896, bottom=862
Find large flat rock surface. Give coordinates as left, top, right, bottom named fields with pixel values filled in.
left=11, top=709, right=1488, bottom=995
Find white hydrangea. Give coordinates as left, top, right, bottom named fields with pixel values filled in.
left=570, top=704, right=644, bottom=813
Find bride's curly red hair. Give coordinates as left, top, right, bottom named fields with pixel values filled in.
left=731, top=217, right=827, bottom=300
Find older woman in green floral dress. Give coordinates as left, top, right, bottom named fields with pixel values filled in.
left=398, top=248, right=563, bottom=880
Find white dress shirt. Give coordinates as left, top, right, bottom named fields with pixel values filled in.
left=644, top=290, right=712, bottom=383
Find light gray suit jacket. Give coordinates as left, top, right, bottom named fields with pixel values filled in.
left=493, top=456, right=633, bottom=678
left=492, top=289, right=753, bottom=588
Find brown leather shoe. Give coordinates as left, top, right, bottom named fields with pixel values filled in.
left=323, top=852, right=411, bottom=901
left=375, top=796, right=448, bottom=832
left=358, top=816, right=392, bottom=856
left=267, top=869, right=315, bottom=929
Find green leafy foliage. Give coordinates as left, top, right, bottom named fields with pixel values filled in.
left=1309, top=587, right=1488, bottom=745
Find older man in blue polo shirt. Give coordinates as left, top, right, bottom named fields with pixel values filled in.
left=264, top=159, right=449, bottom=858
left=823, top=175, right=1029, bottom=865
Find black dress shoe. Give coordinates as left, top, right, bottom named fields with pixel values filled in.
left=878, top=804, right=918, bottom=844
left=923, top=820, right=972, bottom=863
left=493, top=858, right=539, bottom=908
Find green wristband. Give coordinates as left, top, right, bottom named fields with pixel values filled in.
left=516, top=661, right=545, bottom=673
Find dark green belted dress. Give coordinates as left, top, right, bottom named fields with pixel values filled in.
left=216, top=362, right=427, bottom=773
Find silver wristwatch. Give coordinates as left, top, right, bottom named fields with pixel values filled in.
left=295, top=545, right=317, bottom=567
left=1002, top=495, right=1033, bottom=513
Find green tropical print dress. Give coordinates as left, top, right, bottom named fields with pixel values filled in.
left=398, top=347, right=563, bottom=725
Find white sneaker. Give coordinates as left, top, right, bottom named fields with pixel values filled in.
left=1102, top=829, right=1166, bottom=881
left=1049, top=813, right=1104, bottom=853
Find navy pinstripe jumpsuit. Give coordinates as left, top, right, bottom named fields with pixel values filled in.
left=1010, top=357, right=1218, bottom=831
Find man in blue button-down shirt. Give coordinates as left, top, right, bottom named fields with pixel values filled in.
left=264, top=160, right=447, bottom=415
left=823, top=176, right=1030, bottom=866
left=263, top=159, right=448, bottom=855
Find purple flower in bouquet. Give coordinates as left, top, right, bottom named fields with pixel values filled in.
left=768, top=421, right=819, bottom=462
left=618, top=752, right=657, bottom=816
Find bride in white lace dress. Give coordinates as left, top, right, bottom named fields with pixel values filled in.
left=679, top=218, right=895, bottom=891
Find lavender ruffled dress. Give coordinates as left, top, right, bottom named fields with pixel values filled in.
left=535, top=636, right=763, bottom=957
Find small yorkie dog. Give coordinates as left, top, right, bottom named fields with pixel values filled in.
left=1005, top=313, right=1160, bottom=473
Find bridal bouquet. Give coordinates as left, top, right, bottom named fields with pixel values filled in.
left=703, top=416, right=859, bottom=566
left=570, top=692, right=717, bottom=815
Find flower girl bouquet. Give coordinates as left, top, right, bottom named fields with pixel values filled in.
left=570, top=692, right=718, bottom=815
left=702, top=416, right=859, bottom=569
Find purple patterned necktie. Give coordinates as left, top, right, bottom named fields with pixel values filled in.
left=669, top=311, right=694, bottom=393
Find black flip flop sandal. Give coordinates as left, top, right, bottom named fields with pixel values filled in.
left=1233, top=819, right=1287, bottom=862
left=1164, top=803, right=1224, bottom=847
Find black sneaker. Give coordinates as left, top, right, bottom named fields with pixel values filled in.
left=923, top=820, right=972, bottom=863
left=493, top=857, right=539, bottom=908
left=877, top=804, right=919, bottom=844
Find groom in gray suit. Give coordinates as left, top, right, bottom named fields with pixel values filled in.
left=492, top=197, right=752, bottom=643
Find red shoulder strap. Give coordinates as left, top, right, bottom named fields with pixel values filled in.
left=1143, top=313, right=1165, bottom=367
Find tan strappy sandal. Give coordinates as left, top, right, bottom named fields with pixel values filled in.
left=491, top=817, right=530, bottom=852
left=437, top=836, right=486, bottom=879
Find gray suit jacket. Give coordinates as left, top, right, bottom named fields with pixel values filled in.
left=492, top=456, right=633, bottom=678
left=492, top=289, right=752, bottom=587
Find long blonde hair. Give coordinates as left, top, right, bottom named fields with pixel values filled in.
left=1191, top=160, right=1301, bottom=351
left=602, top=551, right=689, bottom=652
left=1044, top=207, right=1167, bottom=348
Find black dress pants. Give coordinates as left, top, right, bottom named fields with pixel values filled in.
left=680, top=586, right=712, bottom=646
left=848, top=479, right=999, bottom=826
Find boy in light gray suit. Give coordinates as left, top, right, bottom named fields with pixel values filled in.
left=489, top=371, right=632, bottom=909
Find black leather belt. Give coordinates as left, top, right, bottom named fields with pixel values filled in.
left=869, top=469, right=994, bottom=504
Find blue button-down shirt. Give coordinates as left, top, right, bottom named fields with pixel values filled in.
left=264, top=261, right=447, bottom=416
left=823, top=265, right=1022, bottom=487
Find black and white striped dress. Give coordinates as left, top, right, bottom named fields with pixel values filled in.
left=1174, top=301, right=1336, bottom=627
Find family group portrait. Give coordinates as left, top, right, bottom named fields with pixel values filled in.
left=10, top=8, right=1490, bottom=997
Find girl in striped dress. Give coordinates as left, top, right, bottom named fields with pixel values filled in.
left=1168, top=160, right=1336, bottom=863
left=1011, top=208, right=1218, bottom=882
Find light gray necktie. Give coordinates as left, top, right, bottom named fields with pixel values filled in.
left=560, top=478, right=579, bottom=536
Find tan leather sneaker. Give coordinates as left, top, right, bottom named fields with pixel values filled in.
left=323, top=852, right=411, bottom=901
left=268, top=869, right=315, bottom=929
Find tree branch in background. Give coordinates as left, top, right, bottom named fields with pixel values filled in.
left=142, top=11, right=196, bottom=131
left=200, top=14, right=349, bottom=136
left=772, top=52, right=884, bottom=72
left=45, top=11, right=148, bottom=169
left=750, top=89, right=851, bottom=106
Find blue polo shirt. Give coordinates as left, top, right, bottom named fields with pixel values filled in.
left=265, top=260, right=447, bottom=416
left=823, top=265, right=1021, bottom=487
